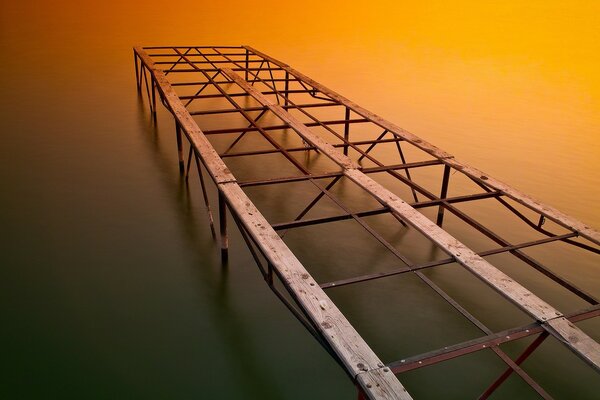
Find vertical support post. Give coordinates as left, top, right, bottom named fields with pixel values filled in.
left=343, top=107, right=351, bottom=156
left=436, top=165, right=451, bottom=226
left=142, top=67, right=153, bottom=113
left=175, top=122, right=185, bottom=175
left=284, top=71, right=290, bottom=108
left=537, top=215, right=546, bottom=228
left=219, top=190, right=229, bottom=264
left=245, top=49, right=249, bottom=81
left=193, top=153, right=217, bottom=239
left=267, top=262, right=273, bottom=286
left=134, top=52, right=141, bottom=93
left=185, top=147, right=194, bottom=179
left=151, top=75, right=157, bottom=118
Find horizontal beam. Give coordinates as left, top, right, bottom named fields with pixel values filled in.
left=174, top=78, right=301, bottom=86
left=238, top=160, right=442, bottom=187
left=179, top=88, right=327, bottom=100
left=221, top=137, right=408, bottom=158
left=203, top=118, right=369, bottom=135
left=320, top=232, right=578, bottom=289
left=272, top=191, right=500, bottom=230
left=148, top=52, right=250, bottom=57
left=156, top=59, right=267, bottom=65
left=165, top=67, right=284, bottom=73
left=189, top=101, right=339, bottom=116
left=143, top=45, right=244, bottom=50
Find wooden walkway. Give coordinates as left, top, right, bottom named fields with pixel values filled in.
left=134, top=45, right=600, bottom=399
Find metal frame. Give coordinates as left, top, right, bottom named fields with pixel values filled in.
left=134, top=45, right=599, bottom=399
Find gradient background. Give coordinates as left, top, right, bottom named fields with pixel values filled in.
left=1, top=1, right=598, bottom=399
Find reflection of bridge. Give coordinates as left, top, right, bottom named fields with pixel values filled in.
left=134, top=45, right=599, bottom=399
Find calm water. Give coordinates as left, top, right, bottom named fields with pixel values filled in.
left=1, top=1, right=599, bottom=399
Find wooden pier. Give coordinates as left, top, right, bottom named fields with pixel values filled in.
left=133, top=45, right=599, bottom=399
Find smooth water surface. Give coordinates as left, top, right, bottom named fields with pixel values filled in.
left=1, top=1, right=598, bottom=398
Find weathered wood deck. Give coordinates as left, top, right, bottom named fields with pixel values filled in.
left=134, top=45, right=600, bottom=399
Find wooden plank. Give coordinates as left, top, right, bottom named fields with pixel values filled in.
left=220, top=182, right=411, bottom=399
left=134, top=47, right=236, bottom=184
left=244, top=45, right=600, bottom=246
left=357, top=369, right=413, bottom=400
left=220, top=68, right=359, bottom=170
left=544, top=317, right=600, bottom=371
left=343, top=169, right=560, bottom=322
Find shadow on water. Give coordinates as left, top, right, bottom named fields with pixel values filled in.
left=134, top=97, right=285, bottom=399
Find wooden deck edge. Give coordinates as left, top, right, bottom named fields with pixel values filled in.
left=133, top=46, right=412, bottom=400
left=242, top=45, right=599, bottom=246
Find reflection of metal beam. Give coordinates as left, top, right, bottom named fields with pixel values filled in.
left=189, top=102, right=338, bottom=116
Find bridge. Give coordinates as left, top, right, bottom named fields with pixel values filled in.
left=134, top=45, right=599, bottom=399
